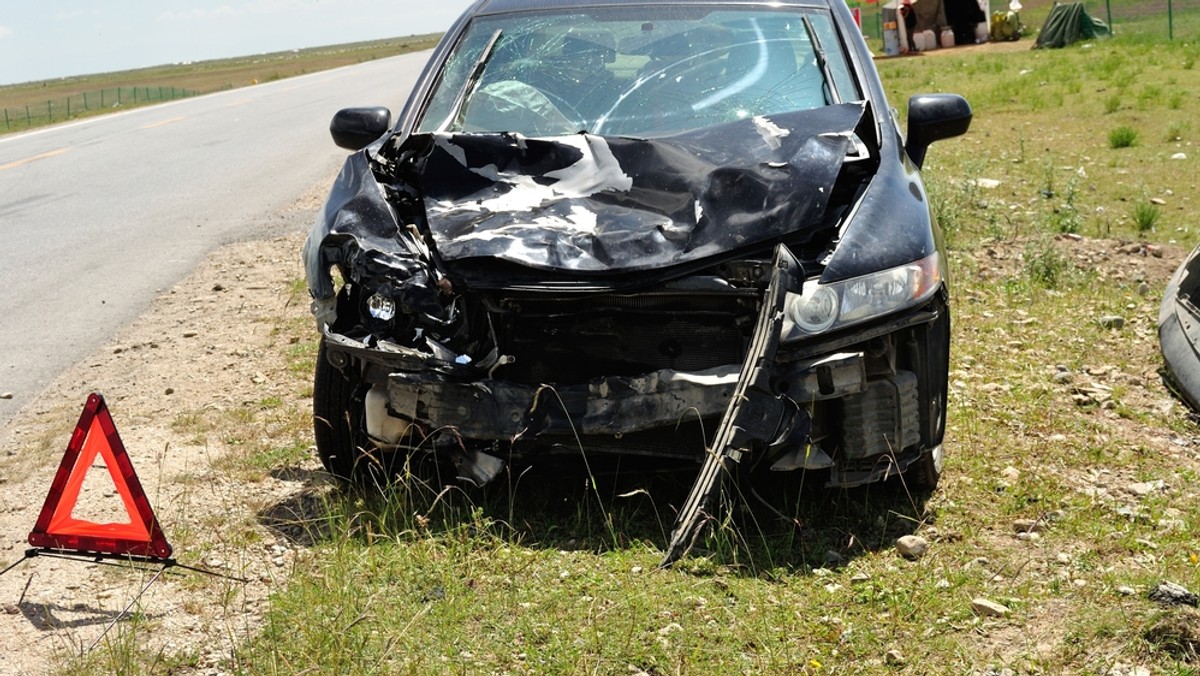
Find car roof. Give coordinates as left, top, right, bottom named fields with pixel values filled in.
left=473, top=0, right=835, bottom=16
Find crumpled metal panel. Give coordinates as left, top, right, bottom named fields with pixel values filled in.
left=415, top=103, right=865, bottom=272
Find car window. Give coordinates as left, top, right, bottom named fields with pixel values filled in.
left=417, top=7, right=861, bottom=138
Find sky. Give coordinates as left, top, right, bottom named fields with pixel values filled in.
left=0, top=0, right=479, bottom=85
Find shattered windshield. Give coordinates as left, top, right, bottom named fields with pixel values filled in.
left=419, top=7, right=860, bottom=138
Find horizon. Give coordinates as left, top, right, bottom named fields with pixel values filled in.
left=0, top=1, right=477, bottom=86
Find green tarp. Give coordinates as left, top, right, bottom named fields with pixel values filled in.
left=1034, top=2, right=1111, bottom=49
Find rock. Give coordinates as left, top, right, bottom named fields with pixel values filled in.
left=851, top=572, right=871, bottom=584
left=1052, top=371, right=1074, bottom=384
left=1117, top=585, right=1136, bottom=596
left=1098, top=316, right=1125, bottom=329
left=896, top=535, right=929, bottom=560
left=183, top=331, right=199, bottom=338
left=1149, top=581, right=1199, bottom=607
left=972, top=597, right=1011, bottom=617
left=165, top=387, right=175, bottom=395
left=885, top=649, right=905, bottom=665
left=1013, top=519, right=1042, bottom=533
left=1129, top=480, right=1165, bottom=496
left=824, top=550, right=845, bottom=566
left=631, top=566, right=643, bottom=574
left=1138, top=282, right=1152, bottom=296
left=212, top=283, right=227, bottom=292
left=0, top=392, right=12, bottom=400
left=1150, top=197, right=1167, bottom=206
left=1171, top=153, right=1187, bottom=160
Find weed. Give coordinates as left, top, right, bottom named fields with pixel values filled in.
left=1165, top=120, right=1188, bottom=142
left=1132, top=201, right=1161, bottom=232
left=1108, top=126, right=1138, bottom=148
left=1103, top=93, right=1121, bottom=114
left=1023, top=238, right=1072, bottom=288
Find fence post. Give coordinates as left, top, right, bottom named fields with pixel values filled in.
left=117, top=88, right=122, bottom=105
left=47, top=100, right=52, bottom=123
left=67, top=97, right=70, bottom=118
left=4, top=109, right=9, bottom=130
left=83, top=91, right=88, bottom=111
left=26, top=105, right=31, bottom=127
left=1168, top=0, right=1174, bottom=40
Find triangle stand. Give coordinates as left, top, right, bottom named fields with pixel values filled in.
left=0, top=547, right=249, bottom=652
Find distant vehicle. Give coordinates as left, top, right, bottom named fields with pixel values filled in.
left=303, top=0, right=971, bottom=560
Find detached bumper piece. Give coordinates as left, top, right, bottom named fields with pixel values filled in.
left=662, top=245, right=803, bottom=567
left=1160, top=243, right=1200, bottom=412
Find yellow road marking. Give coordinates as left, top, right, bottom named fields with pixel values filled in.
left=141, top=115, right=186, bottom=129
left=0, top=147, right=70, bottom=171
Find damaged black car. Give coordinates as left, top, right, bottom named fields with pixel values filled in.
left=304, top=0, right=971, bottom=561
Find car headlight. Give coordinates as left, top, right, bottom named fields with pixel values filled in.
left=784, top=252, right=941, bottom=338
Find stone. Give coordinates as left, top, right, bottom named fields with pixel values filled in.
left=896, top=535, right=929, bottom=560
left=1013, top=519, right=1042, bottom=533
left=971, top=597, right=1011, bottom=617
left=1128, top=480, right=1165, bottom=496
left=1149, top=581, right=1198, bottom=607
left=1171, top=153, right=1187, bottom=161
left=885, top=649, right=905, bottom=665
left=0, top=392, right=12, bottom=400
left=1098, top=316, right=1125, bottom=329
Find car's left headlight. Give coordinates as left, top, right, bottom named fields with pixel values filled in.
left=783, top=252, right=941, bottom=338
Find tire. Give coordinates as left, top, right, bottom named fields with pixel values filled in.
left=905, top=296, right=949, bottom=492
left=312, top=339, right=398, bottom=485
left=906, top=443, right=943, bottom=492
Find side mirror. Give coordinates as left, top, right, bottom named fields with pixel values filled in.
left=905, top=94, right=972, bottom=168
left=330, top=107, right=392, bottom=150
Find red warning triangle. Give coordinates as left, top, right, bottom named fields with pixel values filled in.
left=27, top=393, right=172, bottom=560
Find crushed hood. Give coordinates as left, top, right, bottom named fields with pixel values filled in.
left=413, top=102, right=867, bottom=273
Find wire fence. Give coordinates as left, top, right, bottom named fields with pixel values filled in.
left=847, top=0, right=1200, bottom=43
left=2, top=86, right=199, bottom=132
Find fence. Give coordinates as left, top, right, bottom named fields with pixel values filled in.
left=847, top=0, right=1200, bottom=44
left=2, top=86, right=198, bottom=132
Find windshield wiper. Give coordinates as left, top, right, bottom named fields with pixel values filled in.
left=438, top=29, right=504, bottom=133
left=801, top=16, right=841, bottom=106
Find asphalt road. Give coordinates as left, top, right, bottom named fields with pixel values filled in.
left=0, top=52, right=430, bottom=428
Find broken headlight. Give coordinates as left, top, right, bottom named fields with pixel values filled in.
left=783, top=252, right=941, bottom=338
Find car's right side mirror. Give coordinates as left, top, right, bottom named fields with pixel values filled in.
left=330, top=107, right=393, bottom=151
left=905, top=94, right=972, bottom=169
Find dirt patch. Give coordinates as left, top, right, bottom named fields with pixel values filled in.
left=0, top=190, right=326, bottom=673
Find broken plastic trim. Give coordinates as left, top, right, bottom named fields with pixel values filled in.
left=661, top=243, right=803, bottom=567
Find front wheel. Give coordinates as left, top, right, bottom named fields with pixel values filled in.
left=312, top=340, right=400, bottom=485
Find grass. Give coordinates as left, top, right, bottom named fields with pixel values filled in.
left=63, top=15, right=1200, bottom=676
left=0, top=34, right=441, bottom=135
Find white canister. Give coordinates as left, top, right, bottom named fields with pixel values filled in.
left=923, top=29, right=937, bottom=49
left=975, top=22, right=989, bottom=43
left=912, top=30, right=927, bottom=51
left=941, top=28, right=955, bottom=48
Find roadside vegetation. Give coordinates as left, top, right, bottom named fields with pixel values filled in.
left=0, top=34, right=440, bottom=135
left=62, top=9, right=1200, bottom=675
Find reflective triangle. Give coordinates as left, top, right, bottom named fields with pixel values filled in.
left=27, top=393, right=172, bottom=560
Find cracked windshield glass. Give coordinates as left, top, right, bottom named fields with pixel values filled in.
left=419, top=7, right=860, bottom=138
